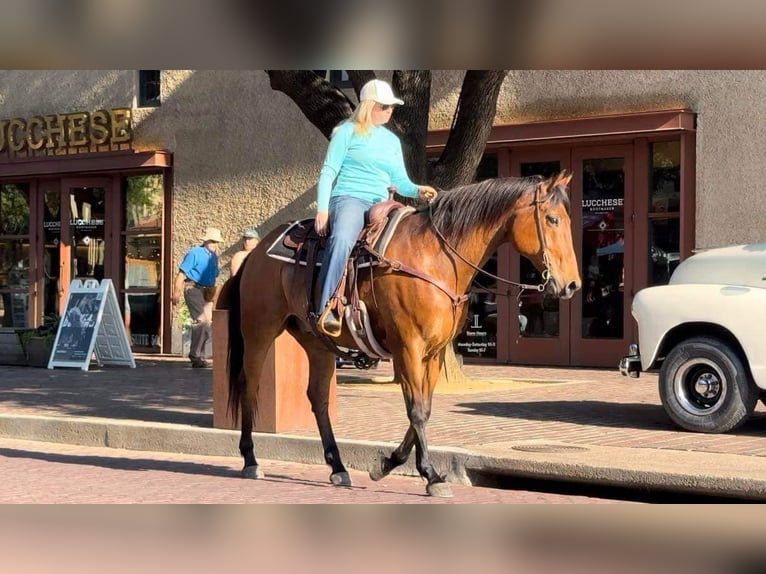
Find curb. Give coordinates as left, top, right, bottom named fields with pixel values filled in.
left=2, top=413, right=766, bottom=499
left=0, top=414, right=472, bottom=484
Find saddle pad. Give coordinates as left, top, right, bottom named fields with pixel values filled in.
left=266, top=208, right=415, bottom=267
left=265, top=219, right=373, bottom=267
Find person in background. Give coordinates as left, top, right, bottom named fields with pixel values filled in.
left=314, top=78, right=438, bottom=337
left=171, top=227, right=222, bottom=368
left=230, top=228, right=260, bottom=276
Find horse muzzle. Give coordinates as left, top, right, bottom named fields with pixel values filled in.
left=548, top=278, right=581, bottom=300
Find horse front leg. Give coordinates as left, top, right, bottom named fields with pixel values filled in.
left=396, top=351, right=452, bottom=497
left=369, top=426, right=416, bottom=481
left=413, top=355, right=451, bottom=497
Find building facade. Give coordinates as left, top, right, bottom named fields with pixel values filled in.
left=0, top=70, right=762, bottom=367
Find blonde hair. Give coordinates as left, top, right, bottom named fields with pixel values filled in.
left=349, top=99, right=376, bottom=136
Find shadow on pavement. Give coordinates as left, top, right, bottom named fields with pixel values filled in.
left=456, top=399, right=766, bottom=434
left=0, top=357, right=213, bottom=427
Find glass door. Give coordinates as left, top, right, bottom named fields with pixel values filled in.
left=509, top=149, right=572, bottom=366
left=67, top=185, right=107, bottom=282
left=570, top=146, right=634, bottom=366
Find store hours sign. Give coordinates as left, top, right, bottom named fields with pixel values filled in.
left=455, top=295, right=497, bottom=359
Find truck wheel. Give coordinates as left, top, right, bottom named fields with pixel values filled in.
left=659, top=337, right=757, bottom=433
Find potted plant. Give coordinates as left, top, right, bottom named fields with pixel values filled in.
left=19, top=314, right=60, bottom=368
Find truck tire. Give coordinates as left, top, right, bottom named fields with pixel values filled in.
left=659, top=336, right=757, bottom=433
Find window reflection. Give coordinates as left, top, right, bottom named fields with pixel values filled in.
left=0, top=239, right=30, bottom=327
left=581, top=158, right=625, bottom=339
left=649, top=141, right=681, bottom=286
left=123, top=174, right=164, bottom=350
left=126, top=174, right=163, bottom=231
left=649, top=218, right=681, bottom=285
left=0, top=184, right=30, bottom=235
left=125, top=236, right=161, bottom=289
left=650, top=141, right=680, bottom=213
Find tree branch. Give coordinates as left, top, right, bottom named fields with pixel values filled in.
left=431, top=70, right=508, bottom=188
left=267, top=70, right=354, bottom=139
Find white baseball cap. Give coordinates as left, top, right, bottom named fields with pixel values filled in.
left=359, top=79, right=404, bottom=106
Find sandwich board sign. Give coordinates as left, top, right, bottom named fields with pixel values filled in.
left=48, top=278, right=135, bottom=371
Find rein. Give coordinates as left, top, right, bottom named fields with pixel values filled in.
left=427, top=183, right=552, bottom=297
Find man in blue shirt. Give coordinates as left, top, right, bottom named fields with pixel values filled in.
left=172, top=227, right=222, bottom=368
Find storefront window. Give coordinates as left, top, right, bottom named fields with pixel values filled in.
left=649, top=141, right=681, bottom=286
left=123, top=174, right=163, bottom=350
left=0, top=184, right=30, bottom=327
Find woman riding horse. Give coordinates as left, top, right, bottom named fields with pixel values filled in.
left=218, top=170, right=580, bottom=497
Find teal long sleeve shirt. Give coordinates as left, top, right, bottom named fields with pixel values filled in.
left=316, top=122, right=420, bottom=213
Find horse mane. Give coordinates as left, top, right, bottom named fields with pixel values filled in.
left=422, top=176, right=570, bottom=244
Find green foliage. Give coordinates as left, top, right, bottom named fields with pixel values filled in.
left=126, top=174, right=163, bottom=229
left=177, top=300, right=193, bottom=329
left=0, top=184, right=30, bottom=235
left=18, top=313, right=60, bottom=352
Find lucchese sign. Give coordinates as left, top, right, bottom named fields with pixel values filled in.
left=0, top=108, right=132, bottom=156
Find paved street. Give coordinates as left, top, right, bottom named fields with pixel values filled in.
left=2, top=355, right=766, bottom=500
left=0, top=437, right=622, bottom=503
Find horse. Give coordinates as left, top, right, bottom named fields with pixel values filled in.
left=216, top=170, right=581, bottom=497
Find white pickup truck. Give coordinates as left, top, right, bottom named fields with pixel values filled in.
left=620, top=243, right=766, bottom=433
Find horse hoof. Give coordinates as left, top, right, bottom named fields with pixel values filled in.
left=426, top=482, right=453, bottom=498
left=368, top=456, right=388, bottom=481
left=330, top=471, right=352, bottom=487
left=242, top=465, right=265, bottom=479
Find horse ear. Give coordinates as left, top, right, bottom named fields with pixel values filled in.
left=553, top=169, right=573, bottom=188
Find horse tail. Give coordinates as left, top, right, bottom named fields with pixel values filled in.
left=218, top=272, right=245, bottom=422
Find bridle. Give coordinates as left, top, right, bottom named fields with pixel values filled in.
left=427, top=183, right=553, bottom=300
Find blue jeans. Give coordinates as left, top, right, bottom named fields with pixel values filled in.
left=318, top=195, right=373, bottom=313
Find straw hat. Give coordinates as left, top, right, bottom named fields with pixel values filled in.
left=199, top=227, right=223, bottom=243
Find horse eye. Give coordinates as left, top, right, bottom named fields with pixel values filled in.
left=546, top=215, right=559, bottom=226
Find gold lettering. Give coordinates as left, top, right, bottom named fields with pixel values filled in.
left=90, top=110, right=109, bottom=145
left=26, top=116, right=45, bottom=150
left=67, top=112, right=89, bottom=146
left=45, top=114, right=67, bottom=149
left=109, top=108, right=131, bottom=144
left=0, top=120, right=7, bottom=152
left=9, top=118, right=26, bottom=152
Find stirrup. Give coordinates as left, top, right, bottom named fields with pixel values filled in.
left=318, top=303, right=342, bottom=337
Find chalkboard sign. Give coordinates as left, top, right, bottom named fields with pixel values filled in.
left=48, top=278, right=135, bottom=370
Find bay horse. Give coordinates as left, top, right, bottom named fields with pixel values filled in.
left=217, top=170, right=580, bottom=497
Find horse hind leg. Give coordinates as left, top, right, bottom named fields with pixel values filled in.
left=287, top=325, right=351, bottom=487
left=238, top=319, right=288, bottom=479
left=238, top=343, right=274, bottom=479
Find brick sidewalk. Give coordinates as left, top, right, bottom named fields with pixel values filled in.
left=1, top=355, right=765, bottom=461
